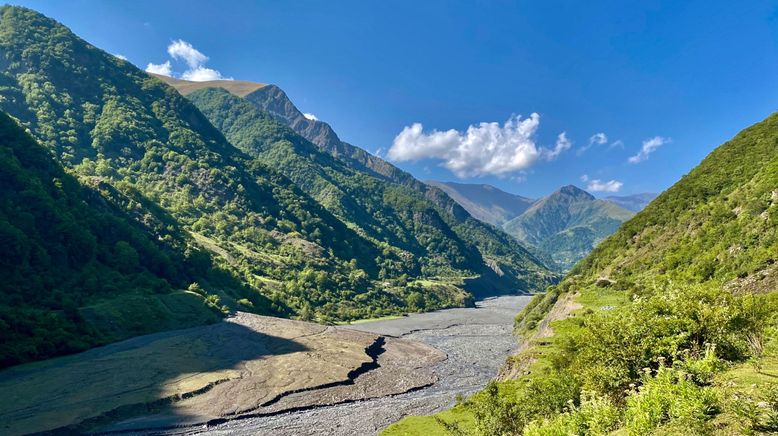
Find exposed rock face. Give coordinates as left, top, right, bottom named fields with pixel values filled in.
left=0, top=313, right=443, bottom=435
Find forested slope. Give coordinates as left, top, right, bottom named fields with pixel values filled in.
left=0, top=111, right=261, bottom=368
left=0, top=6, right=416, bottom=328
left=168, top=82, right=558, bottom=298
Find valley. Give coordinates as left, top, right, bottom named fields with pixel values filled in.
left=1, top=3, right=776, bottom=435
left=0, top=296, right=530, bottom=435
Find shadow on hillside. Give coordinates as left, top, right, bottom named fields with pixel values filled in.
left=0, top=320, right=308, bottom=435
left=464, top=267, right=532, bottom=300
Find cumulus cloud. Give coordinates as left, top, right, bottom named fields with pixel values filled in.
left=587, top=179, right=623, bottom=193
left=167, top=39, right=208, bottom=68
left=113, top=53, right=128, bottom=61
left=303, top=113, right=319, bottom=121
left=389, top=114, right=557, bottom=178
left=181, top=66, right=227, bottom=81
left=145, top=39, right=231, bottom=81
left=628, top=136, right=670, bottom=164
left=145, top=60, right=172, bottom=76
left=580, top=174, right=589, bottom=182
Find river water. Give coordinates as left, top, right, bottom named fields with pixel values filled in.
left=202, top=295, right=532, bottom=436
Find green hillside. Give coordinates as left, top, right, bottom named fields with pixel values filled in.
left=387, top=113, right=778, bottom=435
left=185, top=87, right=556, bottom=295
left=503, top=185, right=634, bottom=271
left=0, top=110, right=264, bottom=368
left=0, top=5, right=462, bottom=331
left=156, top=73, right=556, bottom=296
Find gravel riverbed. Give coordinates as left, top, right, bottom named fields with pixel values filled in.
left=200, top=295, right=532, bottom=436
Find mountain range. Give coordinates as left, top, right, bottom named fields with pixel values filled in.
left=425, top=181, right=535, bottom=226
left=604, top=192, right=657, bottom=212
left=428, top=181, right=638, bottom=271
left=0, top=6, right=555, bottom=367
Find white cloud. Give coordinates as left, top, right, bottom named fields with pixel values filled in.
left=590, top=132, right=608, bottom=146
left=609, top=139, right=624, bottom=149
left=167, top=39, right=208, bottom=69
left=114, top=53, right=128, bottom=61
left=145, top=60, right=172, bottom=76
left=303, top=113, right=319, bottom=121
left=578, top=132, right=608, bottom=154
left=628, top=136, right=670, bottom=164
left=587, top=179, right=623, bottom=192
left=388, top=114, right=549, bottom=178
left=580, top=174, right=589, bottom=182
left=146, top=39, right=231, bottom=81
left=542, top=132, right=572, bottom=160
left=181, top=66, right=229, bottom=81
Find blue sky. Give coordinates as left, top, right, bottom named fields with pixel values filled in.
left=14, top=0, right=778, bottom=198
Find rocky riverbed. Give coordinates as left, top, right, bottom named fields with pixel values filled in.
left=201, top=295, right=532, bottom=436
left=0, top=295, right=530, bottom=435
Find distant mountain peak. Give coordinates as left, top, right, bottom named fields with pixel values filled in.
left=503, top=184, right=633, bottom=271
left=554, top=184, right=594, bottom=200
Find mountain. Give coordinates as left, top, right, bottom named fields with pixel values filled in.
left=0, top=4, right=556, bottom=358
left=502, top=185, right=634, bottom=271
left=0, top=5, right=426, bottom=329
left=424, top=181, right=535, bottom=226
left=0, top=110, right=269, bottom=368
left=444, top=112, right=778, bottom=435
left=604, top=192, right=657, bottom=212
left=155, top=76, right=557, bottom=297
left=570, top=115, right=778, bottom=286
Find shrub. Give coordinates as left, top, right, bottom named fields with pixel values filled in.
left=624, top=365, right=719, bottom=435
left=523, top=391, right=620, bottom=436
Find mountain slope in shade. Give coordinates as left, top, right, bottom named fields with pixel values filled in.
left=604, top=192, right=657, bottom=212
left=0, top=110, right=266, bottom=368
left=503, top=185, right=634, bottom=271
left=156, top=73, right=468, bottom=212
left=425, top=181, right=535, bottom=226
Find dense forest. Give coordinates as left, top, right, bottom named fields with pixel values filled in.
left=417, top=112, right=778, bottom=434
left=0, top=111, right=268, bottom=367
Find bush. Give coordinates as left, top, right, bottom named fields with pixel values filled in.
left=624, top=364, right=719, bottom=435
left=523, top=392, right=620, bottom=436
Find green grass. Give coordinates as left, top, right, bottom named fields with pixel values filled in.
left=381, top=404, right=474, bottom=436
